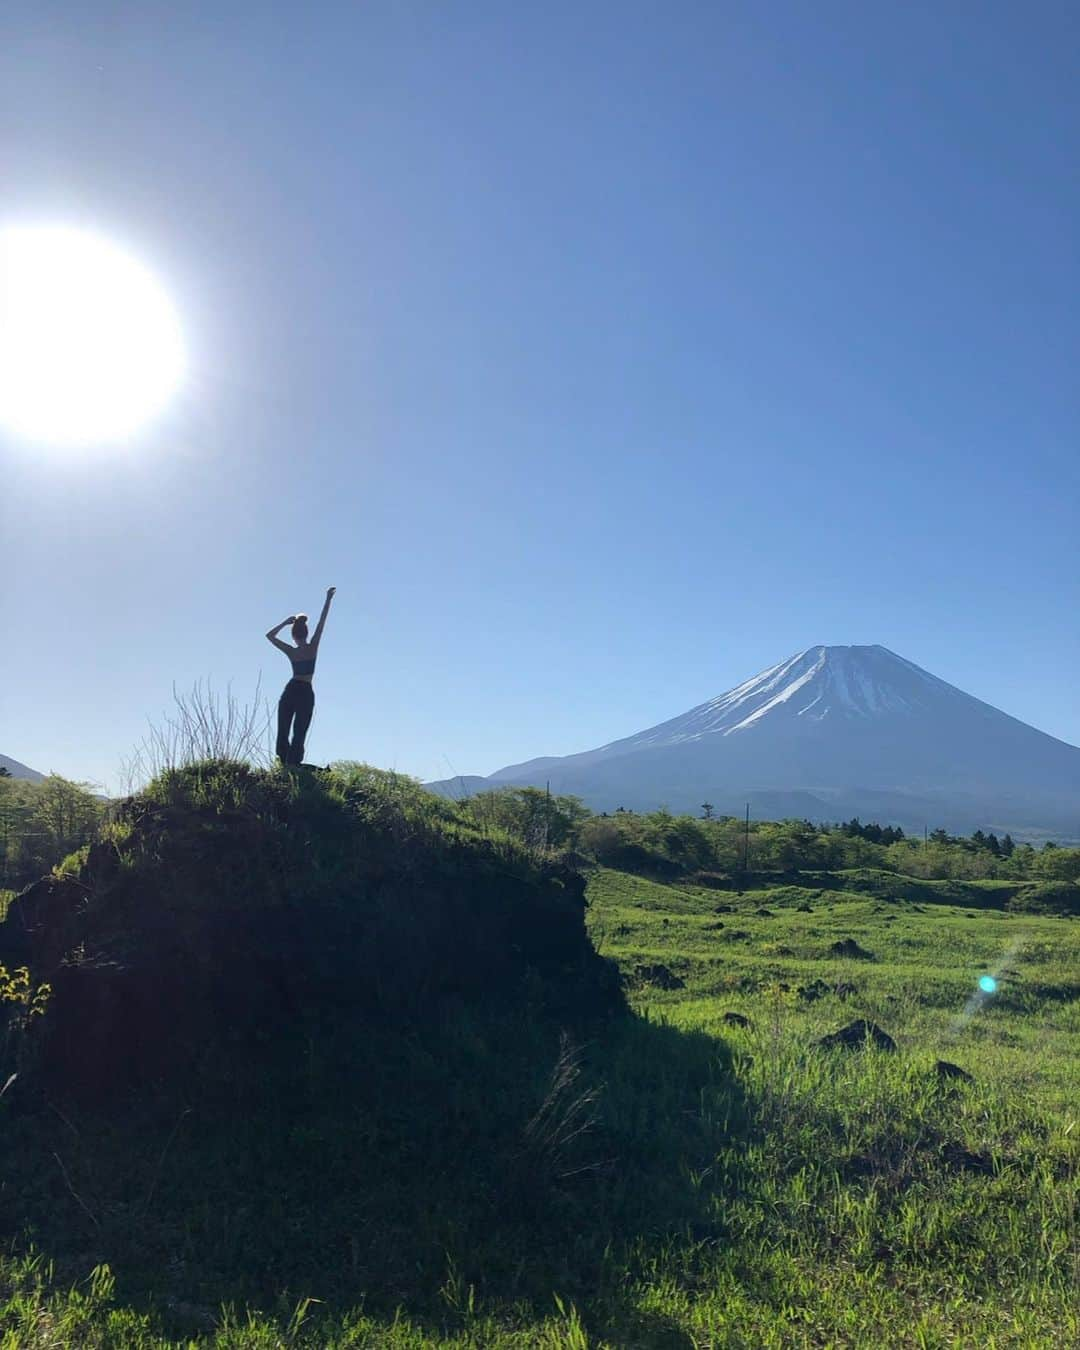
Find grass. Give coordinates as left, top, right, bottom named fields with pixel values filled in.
left=586, top=869, right=1080, bottom=1344
left=589, top=870, right=1079, bottom=1108
left=0, top=1007, right=743, bottom=1348
left=1, top=824, right=1078, bottom=1345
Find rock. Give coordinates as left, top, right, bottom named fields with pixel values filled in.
left=817, top=1019, right=897, bottom=1053
left=935, top=1060, right=974, bottom=1084
left=755, top=907, right=774, bottom=917
left=942, top=1141, right=994, bottom=1174
left=798, top=979, right=830, bottom=1003
left=705, top=920, right=725, bottom=930
left=722, top=1011, right=752, bottom=1028
left=829, top=938, right=876, bottom=960
left=634, top=963, right=685, bottom=990
left=777, top=982, right=791, bottom=992
left=796, top=902, right=813, bottom=913
left=833, top=981, right=858, bottom=1000
left=713, top=903, right=735, bottom=914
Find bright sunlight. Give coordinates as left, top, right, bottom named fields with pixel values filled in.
left=0, top=224, right=185, bottom=446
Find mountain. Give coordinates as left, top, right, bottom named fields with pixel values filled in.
left=428, top=645, right=1080, bottom=838
left=0, top=753, right=44, bottom=782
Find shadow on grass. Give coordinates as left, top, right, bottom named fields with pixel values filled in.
left=2, top=1007, right=747, bottom=1346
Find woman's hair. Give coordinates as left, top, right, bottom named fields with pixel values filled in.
left=291, top=614, right=309, bottom=641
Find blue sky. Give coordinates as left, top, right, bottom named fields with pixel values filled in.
left=2, top=1, right=1078, bottom=790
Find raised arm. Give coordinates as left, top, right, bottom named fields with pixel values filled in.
left=311, top=587, right=336, bottom=647
left=265, top=617, right=295, bottom=655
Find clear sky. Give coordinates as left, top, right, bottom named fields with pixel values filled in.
left=2, top=1, right=1078, bottom=791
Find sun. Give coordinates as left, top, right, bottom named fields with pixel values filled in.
left=0, top=224, right=186, bottom=446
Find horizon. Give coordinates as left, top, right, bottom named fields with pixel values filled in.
left=5, top=637, right=1080, bottom=791
left=3, top=4, right=1078, bottom=791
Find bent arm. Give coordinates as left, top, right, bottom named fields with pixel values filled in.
left=265, top=618, right=294, bottom=655
left=312, top=587, right=336, bottom=647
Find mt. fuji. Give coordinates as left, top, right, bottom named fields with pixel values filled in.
left=429, top=646, right=1080, bottom=838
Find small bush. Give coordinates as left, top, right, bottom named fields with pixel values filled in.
left=54, top=845, right=91, bottom=878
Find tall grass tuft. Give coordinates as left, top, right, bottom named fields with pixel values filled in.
left=120, top=678, right=272, bottom=791
left=519, top=1033, right=604, bottom=1188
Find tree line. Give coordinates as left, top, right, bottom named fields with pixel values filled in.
left=459, top=787, right=1080, bottom=883
left=1, top=769, right=1077, bottom=897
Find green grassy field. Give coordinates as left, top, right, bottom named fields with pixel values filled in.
left=583, top=870, right=1080, bottom=1346
left=1, top=863, right=1077, bottom=1347
left=590, top=868, right=1079, bottom=1111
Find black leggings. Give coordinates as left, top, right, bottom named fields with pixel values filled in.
left=276, top=679, right=315, bottom=765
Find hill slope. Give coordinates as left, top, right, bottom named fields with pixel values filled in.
left=0, top=753, right=44, bottom=782
left=429, top=645, right=1080, bottom=836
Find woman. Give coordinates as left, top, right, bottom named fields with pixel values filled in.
left=266, top=586, right=336, bottom=765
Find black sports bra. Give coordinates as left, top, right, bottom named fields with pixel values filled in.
left=291, top=656, right=316, bottom=678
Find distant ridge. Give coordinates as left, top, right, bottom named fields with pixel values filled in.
left=0, top=753, right=44, bottom=783
left=427, top=645, right=1080, bottom=839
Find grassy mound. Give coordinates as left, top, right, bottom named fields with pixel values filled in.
left=690, top=866, right=1072, bottom=914
left=0, top=763, right=749, bottom=1344
left=1008, top=879, right=1080, bottom=914
left=1, top=762, right=621, bottom=1102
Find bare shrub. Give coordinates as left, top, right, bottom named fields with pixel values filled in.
left=120, top=678, right=272, bottom=792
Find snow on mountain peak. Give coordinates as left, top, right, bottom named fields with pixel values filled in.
left=609, top=645, right=957, bottom=752
left=431, top=641, right=1080, bottom=834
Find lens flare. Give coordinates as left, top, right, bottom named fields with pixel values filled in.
left=947, top=935, right=1025, bottom=1039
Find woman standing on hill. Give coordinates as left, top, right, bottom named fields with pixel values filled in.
left=266, top=587, right=336, bottom=765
